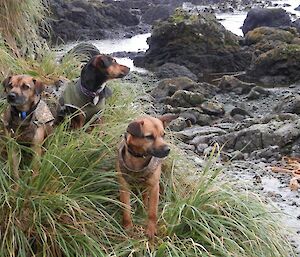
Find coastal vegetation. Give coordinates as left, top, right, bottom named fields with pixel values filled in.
left=0, top=0, right=295, bottom=256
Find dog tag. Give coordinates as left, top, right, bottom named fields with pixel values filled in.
left=93, top=95, right=100, bottom=105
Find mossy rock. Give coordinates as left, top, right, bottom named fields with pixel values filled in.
left=245, top=27, right=296, bottom=45
left=248, top=44, right=300, bottom=85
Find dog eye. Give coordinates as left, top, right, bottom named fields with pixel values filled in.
left=145, top=135, right=154, bottom=140
left=22, top=84, right=30, bottom=90
left=7, top=83, right=13, bottom=89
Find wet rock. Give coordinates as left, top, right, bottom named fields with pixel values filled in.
left=155, top=63, right=198, bottom=81
left=249, top=145, right=281, bottom=160
left=295, top=5, right=300, bottom=11
left=201, top=100, right=225, bottom=116
left=218, top=75, right=256, bottom=94
left=246, top=86, right=271, bottom=100
left=135, top=9, right=252, bottom=78
left=164, top=90, right=205, bottom=107
left=66, top=43, right=100, bottom=59
left=242, top=8, right=291, bottom=35
left=247, top=44, right=300, bottom=85
left=274, top=95, right=300, bottom=114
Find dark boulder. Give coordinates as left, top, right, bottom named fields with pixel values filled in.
left=155, top=63, right=198, bottom=81
left=47, top=0, right=139, bottom=43
left=135, top=9, right=252, bottom=80
left=274, top=95, right=300, bottom=114
left=295, top=5, right=300, bottom=11
left=66, top=43, right=100, bottom=59
left=241, top=8, right=291, bottom=35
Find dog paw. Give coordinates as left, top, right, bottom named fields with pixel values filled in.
left=145, top=222, right=157, bottom=239
left=123, top=220, right=133, bottom=230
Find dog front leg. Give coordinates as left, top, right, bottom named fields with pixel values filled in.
left=146, top=182, right=159, bottom=239
left=31, top=127, right=45, bottom=177
left=120, top=182, right=133, bottom=230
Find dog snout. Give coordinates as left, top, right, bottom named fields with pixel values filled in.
left=151, top=145, right=170, bottom=158
left=7, top=92, right=17, bottom=102
left=120, top=66, right=130, bottom=77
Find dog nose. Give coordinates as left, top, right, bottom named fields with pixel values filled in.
left=162, top=145, right=170, bottom=156
left=7, top=92, right=17, bottom=102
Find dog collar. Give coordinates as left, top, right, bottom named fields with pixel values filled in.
left=79, top=80, right=106, bottom=105
left=11, top=98, right=41, bottom=121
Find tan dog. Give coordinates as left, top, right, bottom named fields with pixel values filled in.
left=2, top=75, right=54, bottom=178
left=116, top=115, right=177, bottom=238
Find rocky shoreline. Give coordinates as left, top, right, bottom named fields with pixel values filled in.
left=56, top=1, right=300, bottom=254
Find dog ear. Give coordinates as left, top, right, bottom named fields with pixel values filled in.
left=92, top=55, right=111, bottom=69
left=2, top=76, right=12, bottom=92
left=159, top=114, right=179, bottom=128
left=127, top=121, right=144, bottom=137
left=32, top=78, right=45, bottom=95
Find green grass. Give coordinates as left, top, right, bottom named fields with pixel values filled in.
left=0, top=0, right=47, bottom=57
left=0, top=78, right=294, bottom=256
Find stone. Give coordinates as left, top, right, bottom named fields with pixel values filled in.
left=218, top=75, right=256, bottom=94
left=155, top=63, right=198, bottom=81
left=164, top=90, right=205, bottom=107
left=242, top=8, right=291, bottom=35
left=177, top=125, right=227, bottom=141
left=201, top=100, right=225, bottom=116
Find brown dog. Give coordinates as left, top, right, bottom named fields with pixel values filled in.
left=1, top=75, right=54, bottom=178
left=116, top=115, right=177, bottom=238
left=56, top=54, right=130, bottom=129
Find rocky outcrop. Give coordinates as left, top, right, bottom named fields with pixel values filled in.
left=241, top=8, right=291, bottom=35
left=142, top=5, right=176, bottom=25
left=247, top=44, right=300, bottom=85
left=47, top=0, right=141, bottom=43
left=134, top=9, right=252, bottom=80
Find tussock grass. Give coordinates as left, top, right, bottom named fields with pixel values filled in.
left=0, top=79, right=293, bottom=256
left=0, top=0, right=48, bottom=56
left=0, top=36, right=83, bottom=83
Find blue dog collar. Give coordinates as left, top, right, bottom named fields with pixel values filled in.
left=20, top=111, right=27, bottom=120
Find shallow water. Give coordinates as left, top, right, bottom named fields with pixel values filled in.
left=62, top=0, right=299, bottom=70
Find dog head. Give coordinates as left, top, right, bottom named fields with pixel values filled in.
left=125, top=115, right=178, bottom=158
left=81, top=54, right=130, bottom=91
left=2, top=75, right=44, bottom=111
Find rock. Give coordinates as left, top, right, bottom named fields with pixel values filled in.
left=169, top=117, right=188, bottom=131
left=176, top=125, right=227, bottom=141
left=274, top=95, right=300, bottom=114
left=230, top=107, right=252, bottom=118
left=246, top=86, right=270, bottom=100
left=292, top=19, right=300, bottom=33
left=242, top=8, right=291, bottom=35
left=295, top=5, right=300, bottom=11
left=218, top=75, right=256, bottom=94
left=164, top=90, right=205, bottom=107
left=66, top=43, right=100, bottom=59
left=244, top=27, right=296, bottom=46
left=196, top=143, right=209, bottom=153
left=135, top=9, right=252, bottom=79
left=47, top=0, right=140, bottom=42
left=155, top=63, right=198, bottom=81
left=201, top=100, right=225, bottom=116
left=142, top=5, right=175, bottom=25
left=247, top=44, right=300, bottom=86
left=151, top=77, right=217, bottom=101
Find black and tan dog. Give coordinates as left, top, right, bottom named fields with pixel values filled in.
left=57, top=54, right=130, bottom=128
left=116, top=115, right=177, bottom=238
left=1, top=75, right=54, bottom=178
